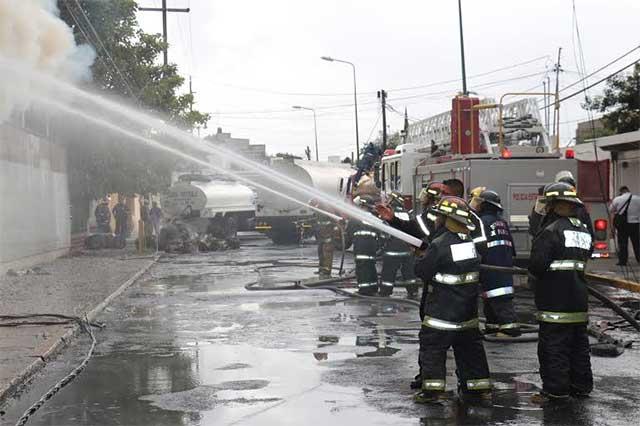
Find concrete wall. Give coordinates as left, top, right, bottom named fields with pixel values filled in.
left=0, top=122, right=70, bottom=274
left=616, top=149, right=640, bottom=195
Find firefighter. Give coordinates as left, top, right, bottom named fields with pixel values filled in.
left=310, top=199, right=338, bottom=279
left=375, top=183, right=450, bottom=390
left=379, top=192, right=419, bottom=298
left=352, top=195, right=380, bottom=295
left=376, top=182, right=449, bottom=242
left=467, top=186, right=489, bottom=250
left=528, top=182, right=593, bottom=402
left=529, top=171, right=593, bottom=238
left=414, top=196, right=491, bottom=403
left=471, top=190, right=520, bottom=336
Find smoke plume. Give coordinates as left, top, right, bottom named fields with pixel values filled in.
left=0, top=0, right=96, bottom=120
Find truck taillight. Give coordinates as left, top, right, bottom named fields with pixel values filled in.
left=501, top=148, right=512, bottom=159
left=594, top=219, right=607, bottom=231
left=565, top=149, right=575, bottom=159
left=594, top=219, right=607, bottom=241
left=594, top=241, right=608, bottom=251
left=403, top=195, right=413, bottom=210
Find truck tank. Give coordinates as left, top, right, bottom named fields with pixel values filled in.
left=161, top=174, right=257, bottom=237
left=254, top=159, right=353, bottom=244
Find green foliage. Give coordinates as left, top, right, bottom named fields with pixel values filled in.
left=586, top=63, right=640, bottom=134
left=57, top=0, right=209, bottom=199
left=575, top=124, right=615, bottom=144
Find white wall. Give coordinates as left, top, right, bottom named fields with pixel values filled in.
left=0, top=124, right=70, bottom=273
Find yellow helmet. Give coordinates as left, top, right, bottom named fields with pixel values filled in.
left=468, top=186, right=486, bottom=202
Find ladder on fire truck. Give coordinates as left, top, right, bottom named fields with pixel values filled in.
left=405, top=98, right=550, bottom=153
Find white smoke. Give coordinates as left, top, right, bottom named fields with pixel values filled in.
left=0, top=0, right=96, bottom=120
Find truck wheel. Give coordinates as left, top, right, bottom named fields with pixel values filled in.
left=225, top=215, right=239, bottom=239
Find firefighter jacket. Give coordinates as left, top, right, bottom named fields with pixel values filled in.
left=382, top=206, right=413, bottom=254
left=479, top=212, right=515, bottom=298
left=352, top=219, right=379, bottom=259
left=469, top=210, right=488, bottom=254
left=529, top=206, right=593, bottom=238
left=389, top=208, right=437, bottom=244
left=415, top=227, right=482, bottom=328
left=529, top=216, right=593, bottom=323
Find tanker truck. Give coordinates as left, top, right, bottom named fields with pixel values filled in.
left=159, top=174, right=257, bottom=251
left=254, top=158, right=353, bottom=244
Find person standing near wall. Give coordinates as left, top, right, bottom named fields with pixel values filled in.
left=611, top=186, right=640, bottom=266
left=95, top=197, right=112, bottom=233
left=141, top=199, right=152, bottom=237
left=112, top=195, right=130, bottom=238
left=149, top=201, right=163, bottom=237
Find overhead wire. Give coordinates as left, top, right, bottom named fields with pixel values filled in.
left=208, top=55, right=551, bottom=98
left=70, top=0, right=140, bottom=102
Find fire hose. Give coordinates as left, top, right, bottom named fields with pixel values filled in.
left=479, top=264, right=640, bottom=333
left=247, top=263, right=640, bottom=346
left=0, top=314, right=102, bottom=426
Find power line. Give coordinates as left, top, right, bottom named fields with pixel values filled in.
left=70, top=0, right=139, bottom=101
left=562, top=43, right=640, bottom=94
left=364, top=111, right=382, bottom=144
left=540, top=59, right=639, bottom=108
left=208, top=55, right=551, bottom=98
left=210, top=70, right=548, bottom=117
left=386, top=55, right=551, bottom=93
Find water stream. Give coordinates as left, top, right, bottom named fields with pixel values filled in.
left=1, top=59, right=422, bottom=247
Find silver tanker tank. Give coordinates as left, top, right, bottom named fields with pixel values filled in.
left=161, top=174, right=257, bottom=239
left=254, top=158, right=353, bottom=244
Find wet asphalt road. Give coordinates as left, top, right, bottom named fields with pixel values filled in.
left=2, top=236, right=640, bottom=425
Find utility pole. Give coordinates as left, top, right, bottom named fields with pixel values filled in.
left=457, top=0, right=469, bottom=95
left=543, top=80, right=548, bottom=132
left=378, top=90, right=388, bottom=152
left=139, top=1, right=190, bottom=66
left=552, top=47, right=563, bottom=150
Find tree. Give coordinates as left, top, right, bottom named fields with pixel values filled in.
left=57, top=0, right=209, bottom=199
left=586, top=63, right=640, bottom=134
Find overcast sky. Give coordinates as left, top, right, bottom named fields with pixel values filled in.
left=137, top=0, right=640, bottom=160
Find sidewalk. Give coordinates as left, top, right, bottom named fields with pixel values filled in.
left=0, top=249, right=156, bottom=403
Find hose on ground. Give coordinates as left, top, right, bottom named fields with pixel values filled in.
left=480, top=264, right=640, bottom=333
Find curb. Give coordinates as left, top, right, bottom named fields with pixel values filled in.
left=0, top=255, right=159, bottom=404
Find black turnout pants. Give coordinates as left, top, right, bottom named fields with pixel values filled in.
left=380, top=253, right=416, bottom=296
left=538, top=322, right=593, bottom=397
left=617, top=222, right=640, bottom=265
left=483, top=295, right=520, bottom=335
left=419, top=326, right=490, bottom=393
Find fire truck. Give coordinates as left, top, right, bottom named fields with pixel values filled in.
left=380, top=95, right=611, bottom=260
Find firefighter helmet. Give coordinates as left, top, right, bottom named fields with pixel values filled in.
left=478, top=190, right=503, bottom=210
left=469, top=186, right=486, bottom=201
left=434, top=196, right=475, bottom=230
left=419, top=182, right=450, bottom=203
left=388, top=191, right=405, bottom=209
left=555, top=170, right=576, bottom=188
left=355, top=194, right=381, bottom=208
left=543, top=182, right=583, bottom=205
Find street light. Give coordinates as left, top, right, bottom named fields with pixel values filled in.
left=321, top=55, right=360, bottom=160
left=293, top=105, right=319, bottom=161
